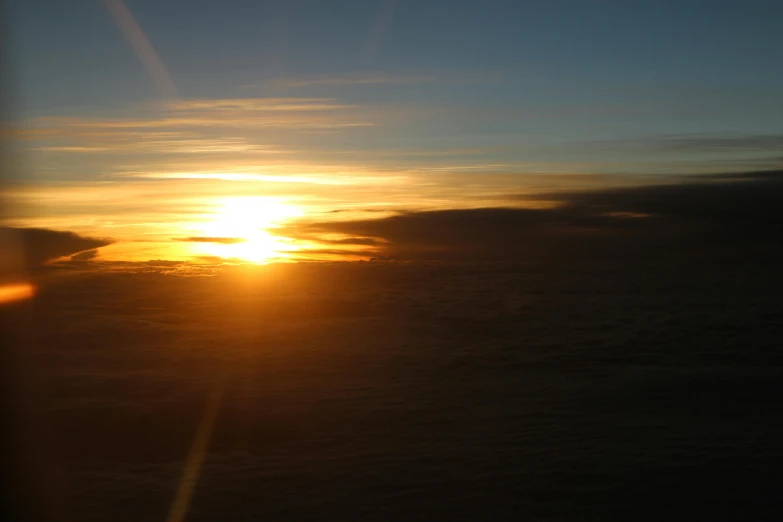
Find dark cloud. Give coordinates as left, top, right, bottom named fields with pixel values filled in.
left=544, top=169, right=783, bottom=233
left=295, top=208, right=646, bottom=261
left=173, top=237, right=247, bottom=244
left=655, top=134, right=783, bottom=153
left=576, top=135, right=783, bottom=170
left=702, top=169, right=783, bottom=181
left=708, top=155, right=783, bottom=167
left=294, top=170, right=783, bottom=261
left=0, top=227, right=114, bottom=267
left=22, top=260, right=783, bottom=521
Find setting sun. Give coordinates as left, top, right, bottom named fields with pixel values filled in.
left=5, top=1, right=783, bottom=521
left=195, top=197, right=302, bottom=263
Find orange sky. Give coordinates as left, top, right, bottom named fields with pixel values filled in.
left=5, top=0, right=782, bottom=264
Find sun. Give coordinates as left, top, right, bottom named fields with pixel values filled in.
left=196, top=197, right=302, bottom=263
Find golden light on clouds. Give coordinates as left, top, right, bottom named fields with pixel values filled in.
left=4, top=73, right=607, bottom=265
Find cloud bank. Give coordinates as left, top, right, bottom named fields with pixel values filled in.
left=0, top=227, right=114, bottom=267
left=290, top=170, right=783, bottom=261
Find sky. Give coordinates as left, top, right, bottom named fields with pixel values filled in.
left=3, top=0, right=783, bottom=263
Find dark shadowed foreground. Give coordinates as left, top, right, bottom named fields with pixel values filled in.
left=19, top=260, right=783, bottom=521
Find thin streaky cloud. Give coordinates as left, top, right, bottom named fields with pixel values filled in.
left=24, top=97, right=369, bottom=132
left=174, top=237, right=248, bottom=244
left=164, top=98, right=354, bottom=111
left=124, top=171, right=403, bottom=185
left=242, top=69, right=500, bottom=90
left=279, top=73, right=439, bottom=88
left=32, top=146, right=109, bottom=152
left=103, top=0, right=179, bottom=98
left=66, top=119, right=372, bottom=129
left=29, top=116, right=372, bottom=131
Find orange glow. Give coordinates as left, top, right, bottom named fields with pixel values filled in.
left=0, top=282, right=36, bottom=304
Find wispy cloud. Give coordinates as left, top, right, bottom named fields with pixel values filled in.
left=132, top=138, right=285, bottom=154
left=52, top=115, right=370, bottom=130
left=32, top=146, right=110, bottom=152
left=253, top=69, right=498, bottom=90
left=276, top=73, right=439, bottom=88
left=174, top=237, right=247, bottom=244
left=163, top=98, right=354, bottom=111
left=653, top=134, right=783, bottom=153
left=125, top=171, right=375, bottom=185
left=11, top=97, right=369, bottom=136
left=580, top=133, right=783, bottom=156
left=7, top=96, right=374, bottom=162
left=18, top=132, right=291, bottom=156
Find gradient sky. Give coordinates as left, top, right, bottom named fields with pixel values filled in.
left=4, top=0, right=783, bottom=262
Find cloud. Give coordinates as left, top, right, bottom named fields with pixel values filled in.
left=326, top=208, right=395, bottom=214
left=9, top=97, right=372, bottom=153
left=128, top=171, right=365, bottom=184
left=32, top=146, right=109, bottom=152
left=290, top=170, right=783, bottom=261
left=162, top=98, right=354, bottom=112
left=174, top=237, right=247, bottom=244
left=545, top=170, right=783, bottom=233
left=0, top=227, right=114, bottom=267
left=581, top=134, right=783, bottom=162
left=654, top=134, right=783, bottom=153
left=319, top=237, right=383, bottom=246
left=30, top=138, right=284, bottom=155
left=277, top=73, right=439, bottom=88
left=291, top=207, right=610, bottom=261
left=53, top=115, right=370, bottom=130
left=130, top=137, right=282, bottom=154
left=283, top=248, right=372, bottom=259
left=70, top=249, right=100, bottom=261
left=248, top=69, right=498, bottom=91
left=20, top=253, right=783, bottom=520
left=144, top=259, right=186, bottom=266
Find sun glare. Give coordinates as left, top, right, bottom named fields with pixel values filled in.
left=196, top=197, right=302, bottom=263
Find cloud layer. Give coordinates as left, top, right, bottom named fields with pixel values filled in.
left=291, top=170, right=783, bottom=261
left=23, top=259, right=783, bottom=521
left=0, top=227, right=114, bottom=267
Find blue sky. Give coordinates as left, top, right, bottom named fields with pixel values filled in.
left=10, top=1, right=783, bottom=109
left=4, top=0, right=783, bottom=261
left=10, top=1, right=783, bottom=153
